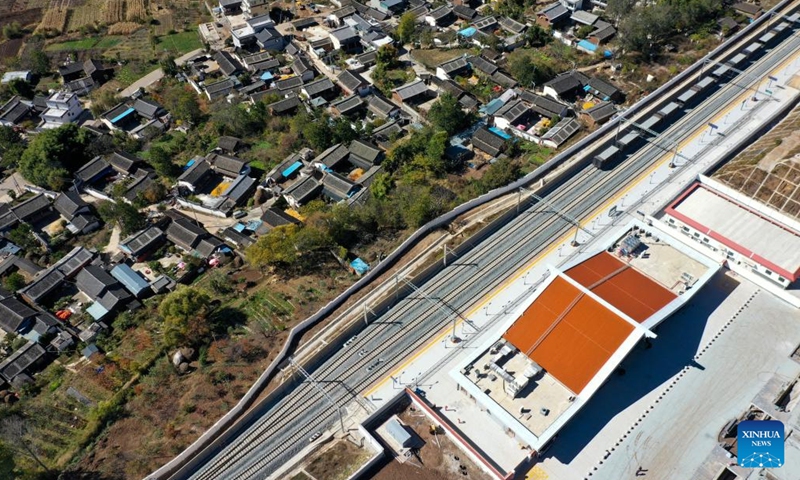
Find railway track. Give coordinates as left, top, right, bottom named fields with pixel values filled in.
left=179, top=3, right=800, bottom=478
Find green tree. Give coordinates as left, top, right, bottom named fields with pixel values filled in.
left=0, top=441, right=15, bottom=479
left=158, top=286, right=213, bottom=347
left=370, top=172, right=394, bottom=199
left=2, top=22, right=22, bottom=40
left=246, top=224, right=302, bottom=270
left=8, top=223, right=39, bottom=252
left=18, top=124, right=90, bottom=190
left=161, top=84, right=203, bottom=125
left=147, top=145, right=179, bottom=178
left=376, top=44, right=399, bottom=69
left=160, top=55, right=179, bottom=77
left=397, top=12, right=417, bottom=44
left=478, top=157, right=522, bottom=193
left=0, top=126, right=25, bottom=169
left=302, top=117, right=335, bottom=150
left=525, top=24, right=552, bottom=47
left=8, top=79, right=33, bottom=99
left=427, top=93, right=472, bottom=136
left=3, top=272, right=25, bottom=291
left=96, top=201, right=146, bottom=236
left=508, top=52, right=536, bottom=88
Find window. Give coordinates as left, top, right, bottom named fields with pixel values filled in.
left=765, top=269, right=773, bottom=276
left=702, top=237, right=709, bottom=243
left=668, top=218, right=675, bottom=224
left=682, top=226, right=690, bottom=232
left=779, top=277, right=786, bottom=283
left=693, top=232, right=700, bottom=238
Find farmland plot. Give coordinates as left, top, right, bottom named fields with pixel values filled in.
left=126, top=0, right=148, bottom=22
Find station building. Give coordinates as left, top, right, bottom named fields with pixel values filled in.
left=663, top=175, right=800, bottom=289
left=450, top=221, right=719, bottom=455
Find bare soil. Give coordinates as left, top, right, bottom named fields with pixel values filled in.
left=370, top=405, right=493, bottom=480
left=305, top=440, right=372, bottom=480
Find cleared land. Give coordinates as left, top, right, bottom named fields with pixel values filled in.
left=713, top=103, right=800, bottom=218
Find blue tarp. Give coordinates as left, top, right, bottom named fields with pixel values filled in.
left=245, top=219, right=263, bottom=231
left=350, top=258, right=369, bottom=275
left=110, top=107, right=136, bottom=124
left=459, top=27, right=477, bottom=37
left=489, top=127, right=512, bottom=139
left=282, top=160, right=303, bottom=178
left=577, top=39, right=598, bottom=52
left=481, top=98, right=506, bottom=116
left=260, top=71, right=274, bottom=81
left=232, top=222, right=246, bottom=232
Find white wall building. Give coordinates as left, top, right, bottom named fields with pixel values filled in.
left=40, top=92, right=83, bottom=129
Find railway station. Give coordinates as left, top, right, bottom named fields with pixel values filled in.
left=663, top=176, right=800, bottom=298
left=449, top=222, right=719, bottom=455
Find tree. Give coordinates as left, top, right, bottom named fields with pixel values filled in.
left=2, top=22, right=22, bottom=40
left=8, top=79, right=33, bottom=99
left=302, top=117, right=335, bottom=150
left=8, top=223, right=39, bottom=252
left=478, top=157, right=521, bottom=193
left=0, top=126, right=25, bottom=169
left=427, top=93, right=472, bottom=136
left=397, top=12, right=417, bottom=44
left=158, top=286, right=212, bottom=347
left=147, top=145, right=179, bottom=178
left=376, top=44, right=399, bottom=69
left=3, top=272, right=25, bottom=291
left=525, top=24, right=552, bottom=47
left=161, top=84, right=203, bottom=125
left=89, top=89, right=120, bottom=117
left=246, top=223, right=333, bottom=271
left=0, top=442, right=14, bottom=479
left=370, top=172, right=394, bottom=200
left=18, top=124, right=90, bottom=190
left=96, top=201, right=146, bottom=236
left=160, top=55, right=179, bottom=77
left=0, top=416, right=49, bottom=473
left=507, top=52, right=536, bottom=88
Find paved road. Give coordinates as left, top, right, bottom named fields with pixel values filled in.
left=119, top=48, right=204, bottom=98
left=170, top=11, right=800, bottom=480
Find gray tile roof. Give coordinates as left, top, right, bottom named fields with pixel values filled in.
left=314, top=143, right=350, bottom=168
left=542, top=117, right=581, bottom=146
left=207, top=152, right=248, bottom=178
left=322, top=172, right=358, bottom=201
left=368, top=95, right=399, bottom=117
left=120, top=226, right=165, bottom=256
left=54, top=190, right=88, bottom=221
left=438, top=56, right=470, bottom=75
left=332, top=95, right=365, bottom=115
left=214, top=51, right=243, bottom=77
left=393, top=79, right=428, bottom=101
left=268, top=95, right=301, bottom=114
left=474, top=16, right=498, bottom=30
left=284, top=175, right=323, bottom=205
left=75, top=265, right=118, bottom=300
left=166, top=215, right=208, bottom=251
left=302, top=77, right=336, bottom=97
left=468, top=55, right=498, bottom=76
left=205, top=78, right=237, bottom=99
left=12, top=194, right=50, bottom=221
left=76, top=156, right=112, bottom=183
left=472, top=127, right=505, bottom=156
left=538, top=3, right=569, bottom=22
left=133, top=98, right=164, bottom=119
left=0, top=297, right=36, bottom=333
left=338, top=70, right=368, bottom=93
left=260, top=207, right=301, bottom=229
left=348, top=139, right=382, bottom=167
left=0, top=342, right=45, bottom=382
left=178, top=159, right=212, bottom=186
left=276, top=76, right=304, bottom=92
left=107, top=151, right=141, bottom=174
left=56, top=246, right=94, bottom=277
left=0, top=96, right=31, bottom=124
left=499, top=16, right=527, bottom=34
left=453, top=5, right=477, bottom=20
left=582, top=101, right=616, bottom=122
left=330, top=25, right=359, bottom=42
left=19, top=269, right=64, bottom=303
left=519, top=91, right=569, bottom=118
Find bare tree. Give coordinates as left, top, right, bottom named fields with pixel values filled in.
left=0, top=415, right=50, bottom=473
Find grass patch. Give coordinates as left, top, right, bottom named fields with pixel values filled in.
left=45, top=38, right=99, bottom=51
left=115, top=62, right=159, bottom=87
left=156, top=31, right=202, bottom=55
left=410, top=48, right=474, bottom=69
left=95, top=36, right=124, bottom=49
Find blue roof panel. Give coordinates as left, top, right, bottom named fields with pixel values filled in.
left=110, top=264, right=151, bottom=297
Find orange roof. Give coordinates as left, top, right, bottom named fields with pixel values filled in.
left=503, top=276, right=634, bottom=394
left=565, top=252, right=676, bottom=323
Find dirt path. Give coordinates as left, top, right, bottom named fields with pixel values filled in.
left=104, top=225, right=121, bottom=254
